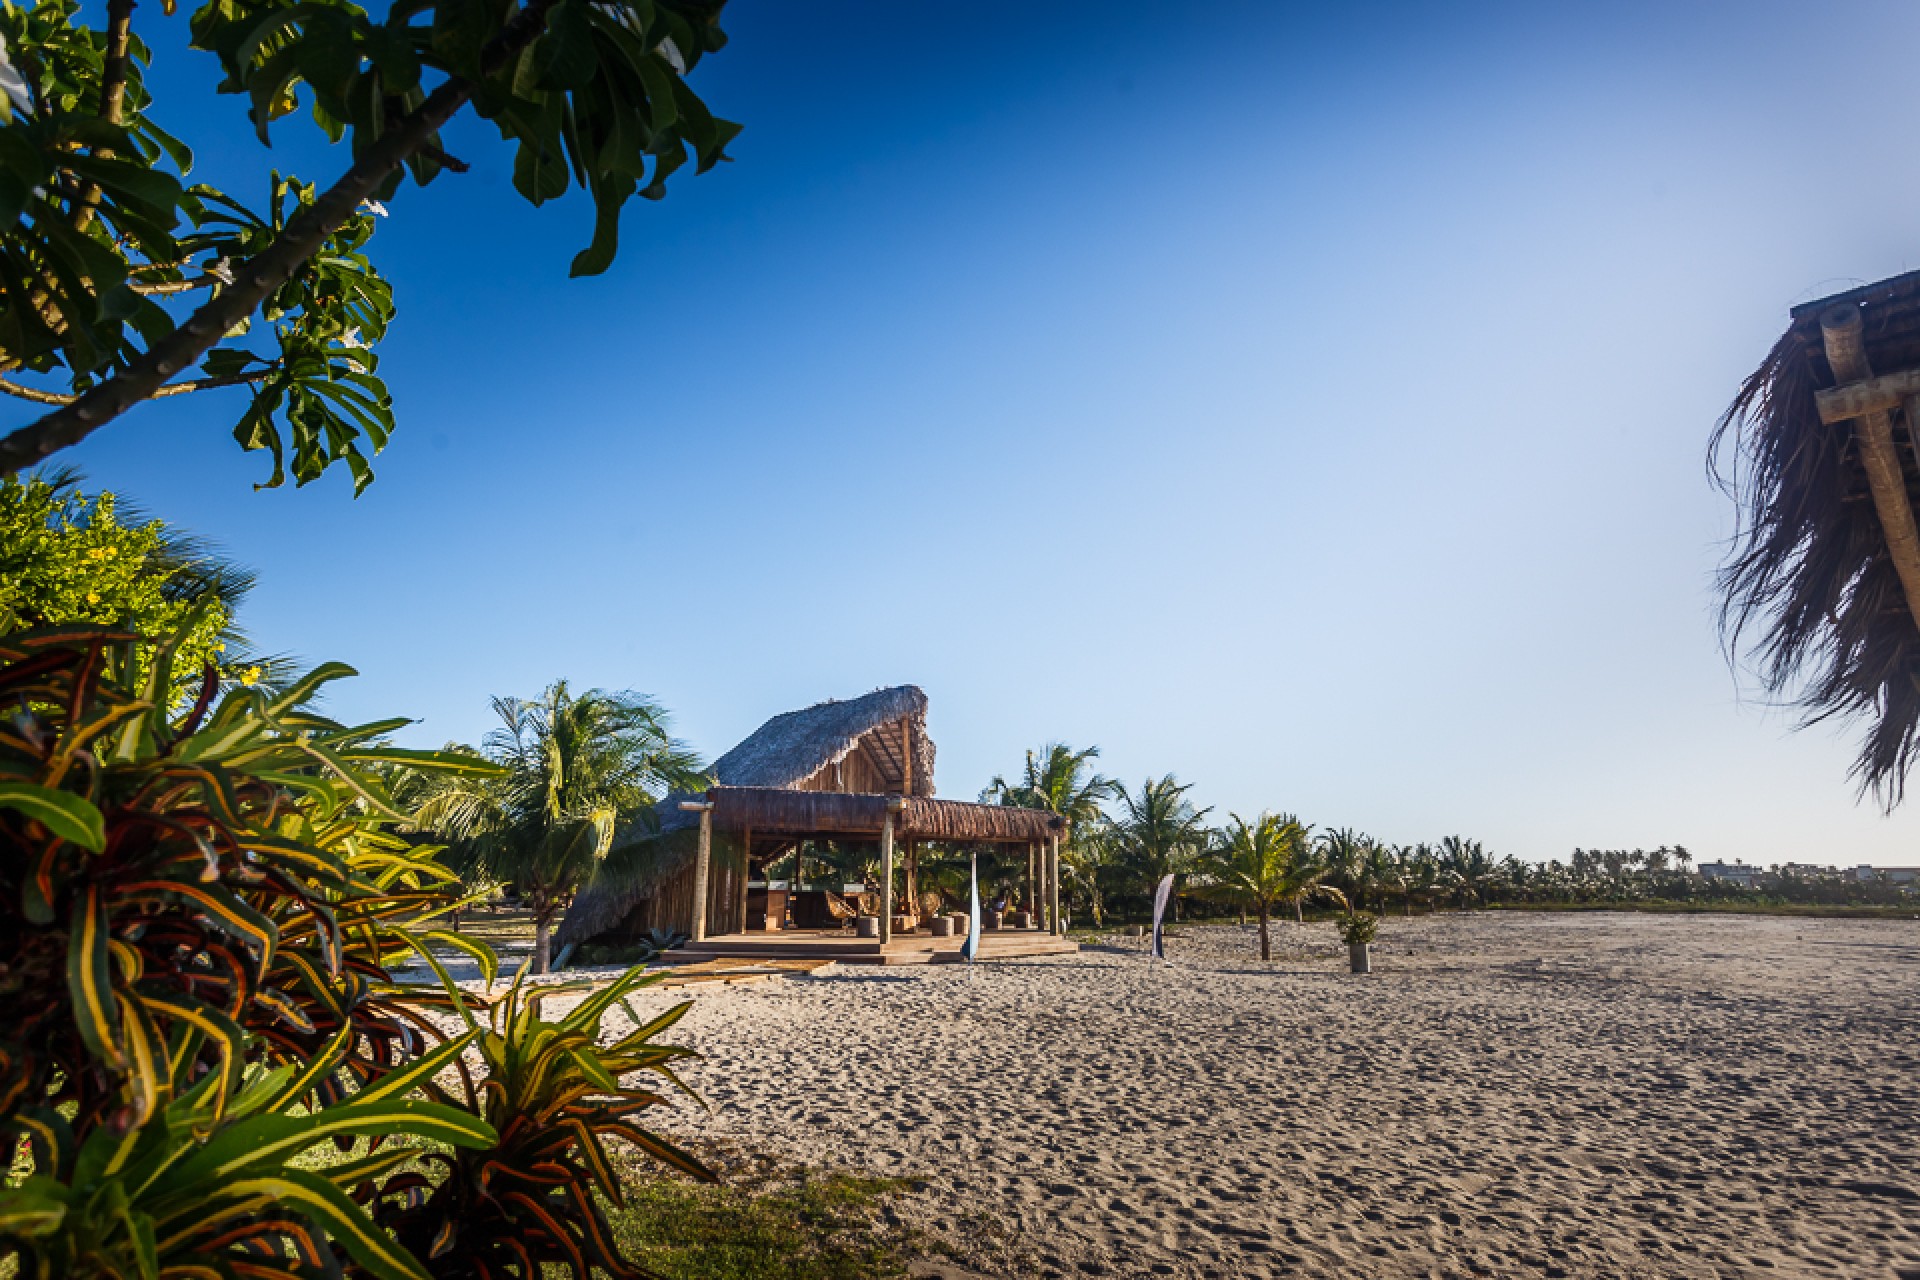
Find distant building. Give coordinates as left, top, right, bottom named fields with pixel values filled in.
left=1847, top=866, right=1920, bottom=886
left=1699, top=861, right=1761, bottom=887
left=1778, top=862, right=1837, bottom=878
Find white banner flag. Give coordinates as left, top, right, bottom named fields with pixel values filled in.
left=961, top=849, right=982, bottom=963
left=1149, top=873, right=1175, bottom=961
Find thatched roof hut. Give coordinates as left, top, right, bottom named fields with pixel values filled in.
left=557, top=684, right=1061, bottom=948
left=1717, top=270, right=1920, bottom=804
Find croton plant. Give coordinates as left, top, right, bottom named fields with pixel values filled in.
left=0, top=625, right=712, bottom=1278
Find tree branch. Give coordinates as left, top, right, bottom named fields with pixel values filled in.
left=128, top=277, right=216, bottom=296
left=0, top=370, right=267, bottom=406
left=0, top=379, right=73, bottom=405
left=0, top=0, right=563, bottom=476
left=74, top=0, right=136, bottom=234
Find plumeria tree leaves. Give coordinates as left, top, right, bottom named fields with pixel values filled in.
left=0, top=0, right=737, bottom=490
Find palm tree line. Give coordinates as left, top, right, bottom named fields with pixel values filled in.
left=976, top=743, right=1516, bottom=930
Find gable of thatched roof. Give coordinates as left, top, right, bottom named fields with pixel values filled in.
left=708, top=683, right=935, bottom=795
left=557, top=685, right=934, bottom=945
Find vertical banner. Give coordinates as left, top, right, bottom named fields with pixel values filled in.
left=1149, top=872, right=1175, bottom=961
left=961, top=849, right=982, bottom=964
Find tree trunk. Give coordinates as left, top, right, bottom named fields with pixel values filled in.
left=1091, top=889, right=1103, bottom=927
left=532, top=898, right=553, bottom=975
left=1403, top=894, right=1411, bottom=918
left=1293, top=897, right=1304, bottom=924
left=1258, top=903, right=1272, bottom=961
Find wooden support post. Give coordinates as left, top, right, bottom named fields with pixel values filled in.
left=1027, top=842, right=1038, bottom=915
left=1823, top=307, right=1920, bottom=632
left=739, top=827, right=752, bottom=934
left=904, top=840, right=918, bottom=924
left=1049, top=834, right=1063, bottom=936
left=680, top=799, right=715, bottom=943
left=1905, top=394, right=1920, bottom=481
left=880, top=806, right=897, bottom=945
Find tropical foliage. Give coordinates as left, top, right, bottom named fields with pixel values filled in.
left=1193, top=813, right=1342, bottom=960
left=0, top=626, right=711, bottom=1278
left=984, top=742, right=1118, bottom=923
left=406, top=681, right=707, bottom=973
left=0, top=470, right=256, bottom=684
left=365, top=965, right=713, bottom=1276
left=0, top=0, right=738, bottom=488
left=1337, top=910, right=1377, bottom=947
left=1108, top=774, right=1211, bottom=921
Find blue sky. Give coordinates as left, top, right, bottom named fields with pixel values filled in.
left=42, top=1, right=1920, bottom=865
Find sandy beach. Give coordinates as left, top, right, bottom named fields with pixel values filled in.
left=545, top=912, right=1920, bottom=1279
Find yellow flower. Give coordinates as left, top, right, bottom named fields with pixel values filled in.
left=86, top=547, right=106, bottom=560
left=240, top=666, right=262, bottom=686
left=85, top=592, right=99, bottom=604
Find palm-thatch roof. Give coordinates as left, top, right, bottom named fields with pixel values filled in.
left=704, top=683, right=935, bottom=796
left=1716, top=270, right=1920, bottom=804
left=557, top=685, right=938, bottom=945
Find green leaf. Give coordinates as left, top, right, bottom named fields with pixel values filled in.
left=339, top=745, right=505, bottom=776
left=531, top=1, right=598, bottom=91
left=0, top=782, right=106, bottom=851
left=169, top=1094, right=493, bottom=1188
left=204, top=1170, right=432, bottom=1280
left=0, top=1183, right=67, bottom=1237
left=568, top=173, right=636, bottom=277
left=68, top=885, right=125, bottom=1069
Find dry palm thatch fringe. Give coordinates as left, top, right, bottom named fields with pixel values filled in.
left=702, top=787, right=1062, bottom=843
left=1713, top=270, right=1920, bottom=806
left=557, top=685, right=937, bottom=945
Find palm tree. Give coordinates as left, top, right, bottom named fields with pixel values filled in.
left=984, top=742, right=1121, bottom=919
left=1059, top=822, right=1124, bottom=926
left=408, top=681, right=706, bottom=973
left=1364, top=841, right=1409, bottom=915
left=1402, top=843, right=1443, bottom=915
left=1199, top=813, right=1344, bottom=959
left=1438, top=835, right=1509, bottom=908
left=1317, top=828, right=1368, bottom=906
left=1110, top=775, right=1212, bottom=919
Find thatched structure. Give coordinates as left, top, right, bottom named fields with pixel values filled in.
left=1716, top=270, right=1920, bottom=804
left=557, top=685, right=1063, bottom=949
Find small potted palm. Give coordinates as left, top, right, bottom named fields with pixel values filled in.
left=1339, top=910, right=1378, bottom=974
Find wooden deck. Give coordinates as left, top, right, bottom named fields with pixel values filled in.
left=663, top=925, right=1078, bottom=966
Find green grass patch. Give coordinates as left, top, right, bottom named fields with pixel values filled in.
left=608, top=1159, right=923, bottom=1280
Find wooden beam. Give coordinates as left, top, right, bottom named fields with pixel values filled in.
left=900, top=717, right=913, bottom=795
left=1822, top=307, right=1920, bottom=634
left=1815, top=367, right=1920, bottom=424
